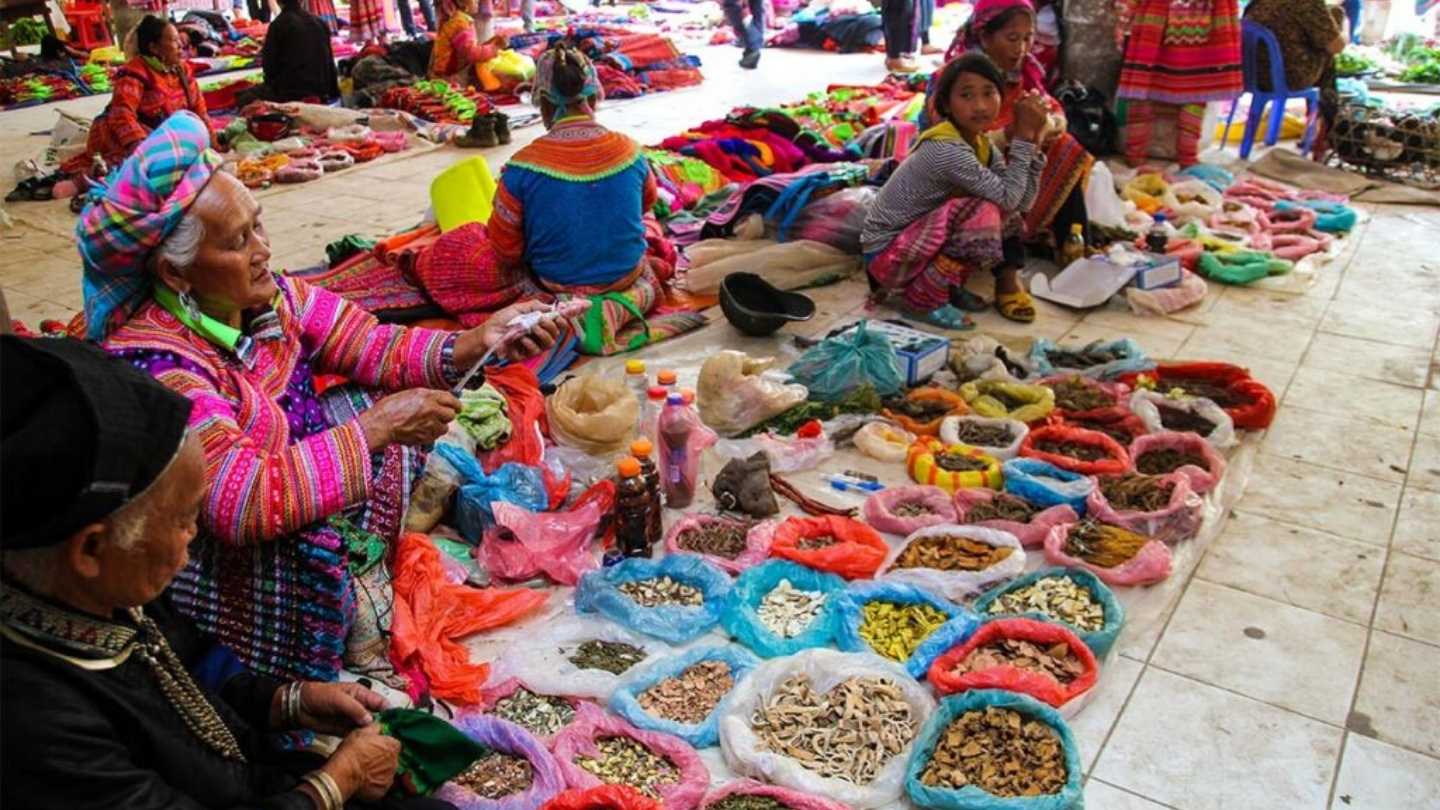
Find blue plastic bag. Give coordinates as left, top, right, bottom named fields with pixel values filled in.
left=721, top=560, right=846, bottom=659
left=437, top=444, right=548, bottom=541
left=608, top=645, right=760, bottom=748
left=787, top=321, right=904, bottom=402
left=971, top=567, right=1126, bottom=659
left=905, top=690, right=1084, bottom=810
left=1026, top=338, right=1152, bottom=380
left=832, top=581, right=969, bottom=678
left=907, top=613, right=983, bottom=681
left=1002, top=459, right=1094, bottom=517
left=575, top=554, right=733, bottom=644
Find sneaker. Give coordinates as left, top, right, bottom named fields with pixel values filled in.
left=739, top=48, right=760, bottom=69
left=455, top=114, right=499, bottom=148
left=492, top=111, right=511, bottom=145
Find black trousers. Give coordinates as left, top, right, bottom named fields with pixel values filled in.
left=880, top=0, right=916, bottom=58
left=395, top=0, right=436, bottom=34
left=246, top=0, right=271, bottom=22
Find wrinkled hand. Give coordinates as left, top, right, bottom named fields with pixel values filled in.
left=297, top=682, right=389, bottom=736
left=323, top=725, right=400, bottom=803
left=1013, top=91, right=1049, bottom=143
left=358, top=389, right=460, bottom=451
left=479, top=300, right=566, bottom=362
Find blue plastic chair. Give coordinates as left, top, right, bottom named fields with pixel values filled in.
left=1221, top=20, right=1321, bottom=160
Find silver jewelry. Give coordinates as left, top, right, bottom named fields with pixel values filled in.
left=178, top=289, right=202, bottom=321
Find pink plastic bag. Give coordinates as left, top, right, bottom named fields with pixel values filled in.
left=553, top=703, right=710, bottom=810
left=953, top=488, right=1078, bottom=549
left=1129, top=431, right=1227, bottom=494
left=700, top=780, right=851, bottom=810
left=482, top=499, right=603, bottom=586
left=862, top=485, right=958, bottom=535
left=1087, top=472, right=1204, bottom=545
left=663, top=514, right=778, bottom=575
left=1042, top=521, right=1173, bottom=587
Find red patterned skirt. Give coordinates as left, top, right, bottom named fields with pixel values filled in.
left=1117, top=0, right=1243, bottom=104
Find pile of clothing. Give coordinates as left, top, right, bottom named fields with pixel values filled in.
left=769, top=0, right=883, bottom=54
left=508, top=26, right=703, bottom=98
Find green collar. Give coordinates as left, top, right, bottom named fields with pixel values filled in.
left=153, top=285, right=254, bottom=364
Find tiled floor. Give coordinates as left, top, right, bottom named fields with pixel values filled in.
left=3, top=43, right=1438, bottom=809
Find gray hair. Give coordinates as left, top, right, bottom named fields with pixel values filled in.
left=1, top=481, right=155, bottom=595
left=157, top=211, right=206, bottom=273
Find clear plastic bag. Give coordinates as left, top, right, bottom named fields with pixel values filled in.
left=752, top=432, right=835, bottom=474
left=406, top=442, right=464, bottom=533
left=972, top=567, right=1126, bottom=658
left=1086, top=472, right=1204, bottom=545
left=1128, top=431, right=1227, bottom=494
left=489, top=615, right=672, bottom=703
left=439, top=444, right=551, bottom=541
left=1001, top=459, right=1095, bottom=516
left=718, top=649, right=937, bottom=809
left=700, top=780, right=852, bottom=810
left=608, top=645, right=761, bottom=749
left=548, top=375, right=640, bottom=456
left=574, top=555, right=733, bottom=645
left=720, top=560, right=846, bottom=659
left=877, top=525, right=1027, bottom=603
left=552, top=703, right=710, bottom=810
left=481, top=499, right=604, bottom=586
left=1041, top=521, right=1173, bottom=587
left=697, top=351, right=809, bottom=437
left=786, top=321, right=905, bottom=403
left=938, top=415, right=1029, bottom=460
left=853, top=421, right=917, bottom=463
left=435, top=713, right=567, bottom=810
left=953, top=488, right=1079, bottom=549
left=662, top=515, right=778, bottom=575
left=927, top=618, right=1100, bottom=710
left=1128, top=390, right=1238, bottom=449
left=903, top=690, right=1083, bottom=810
left=788, top=186, right=878, bottom=254
left=832, top=582, right=968, bottom=676
left=863, top=486, right=959, bottom=536
left=1026, top=337, right=1153, bottom=381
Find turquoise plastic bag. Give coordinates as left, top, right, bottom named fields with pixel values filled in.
left=575, top=554, right=732, bottom=644
left=437, top=445, right=548, bottom=541
left=1002, top=459, right=1094, bottom=517
left=608, top=645, right=759, bottom=748
left=971, top=567, right=1126, bottom=658
left=720, top=560, right=846, bottom=659
left=787, top=321, right=905, bottom=402
left=1026, top=338, right=1152, bottom=380
left=905, top=690, right=1085, bottom=810
left=906, top=613, right=982, bottom=681
left=1273, top=199, right=1358, bottom=233
left=832, top=581, right=969, bottom=677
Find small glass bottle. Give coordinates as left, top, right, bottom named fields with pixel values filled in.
left=1059, top=223, right=1086, bottom=268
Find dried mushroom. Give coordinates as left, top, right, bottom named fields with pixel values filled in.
left=750, top=675, right=918, bottom=786
left=919, top=707, right=1068, bottom=798
left=637, top=660, right=733, bottom=725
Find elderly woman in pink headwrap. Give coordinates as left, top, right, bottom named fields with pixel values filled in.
left=928, top=0, right=1094, bottom=254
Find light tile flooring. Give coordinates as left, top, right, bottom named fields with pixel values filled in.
left=3, top=43, right=1438, bottom=809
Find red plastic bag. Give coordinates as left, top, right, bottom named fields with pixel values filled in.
left=553, top=703, right=710, bottom=810
left=1041, top=374, right=1133, bottom=423
left=1052, top=411, right=1149, bottom=446
left=1041, top=521, right=1173, bottom=587
left=1020, top=425, right=1130, bottom=476
left=542, top=787, right=662, bottom=810
left=1120, top=362, right=1277, bottom=430
left=769, top=515, right=890, bottom=580
left=482, top=498, right=604, bottom=586
left=953, top=488, right=1078, bottom=549
left=1129, top=431, right=1227, bottom=494
left=481, top=365, right=548, bottom=473
left=1087, top=472, right=1204, bottom=545
left=700, top=780, right=851, bottom=810
left=927, top=617, right=1099, bottom=709
left=389, top=533, right=550, bottom=705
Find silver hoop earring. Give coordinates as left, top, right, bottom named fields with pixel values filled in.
left=178, top=289, right=202, bottom=321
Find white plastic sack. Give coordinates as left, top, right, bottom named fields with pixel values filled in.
left=489, top=614, right=672, bottom=703
left=876, top=524, right=1026, bottom=602
left=938, top=415, right=1028, bottom=460
left=1083, top=161, right=1127, bottom=229
left=718, top=649, right=936, bottom=809
left=697, top=352, right=809, bottom=437
left=682, top=239, right=860, bottom=296
left=1128, top=390, right=1237, bottom=449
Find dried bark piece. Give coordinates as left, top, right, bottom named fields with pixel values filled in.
left=750, top=674, right=918, bottom=786
left=893, top=535, right=1014, bottom=572
left=618, top=576, right=704, bottom=607
left=795, top=534, right=839, bottom=550
left=985, top=577, right=1105, bottom=631
left=919, top=707, right=1067, bottom=798
left=637, top=660, right=734, bottom=725
left=962, top=493, right=1038, bottom=524
left=1098, top=473, right=1174, bottom=512
left=1062, top=520, right=1148, bottom=568
left=951, top=639, right=1086, bottom=685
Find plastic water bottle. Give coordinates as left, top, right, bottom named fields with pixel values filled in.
left=642, top=386, right=668, bottom=443
left=624, top=359, right=648, bottom=435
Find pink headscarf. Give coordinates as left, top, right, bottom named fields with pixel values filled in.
left=945, top=0, right=1046, bottom=91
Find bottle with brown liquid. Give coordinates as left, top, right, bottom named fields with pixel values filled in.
left=630, top=438, right=663, bottom=546
left=614, top=457, right=650, bottom=558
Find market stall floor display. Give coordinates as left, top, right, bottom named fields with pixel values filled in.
left=2, top=42, right=1438, bottom=810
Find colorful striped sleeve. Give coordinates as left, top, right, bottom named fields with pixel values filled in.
left=286, top=277, right=454, bottom=390
left=149, top=361, right=373, bottom=546
left=489, top=178, right=527, bottom=269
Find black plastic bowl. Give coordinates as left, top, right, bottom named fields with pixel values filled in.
left=719, top=272, right=817, bottom=337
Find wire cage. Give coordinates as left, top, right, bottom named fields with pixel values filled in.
left=1327, top=101, right=1440, bottom=190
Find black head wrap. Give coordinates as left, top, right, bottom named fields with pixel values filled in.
left=1, top=336, right=192, bottom=549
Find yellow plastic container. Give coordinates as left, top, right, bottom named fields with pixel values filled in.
left=430, top=156, right=497, bottom=233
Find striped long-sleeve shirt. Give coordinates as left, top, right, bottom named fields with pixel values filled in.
left=861, top=136, right=1045, bottom=255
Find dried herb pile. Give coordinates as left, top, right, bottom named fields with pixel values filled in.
left=1062, top=520, right=1148, bottom=568
left=758, top=579, right=828, bottom=638
left=951, top=639, right=1085, bottom=685
left=858, top=601, right=950, bottom=662
left=1098, top=473, right=1174, bottom=511
left=918, top=707, right=1068, bottom=797
left=893, top=534, right=1013, bottom=571
left=708, top=797, right=791, bottom=810
left=963, top=493, right=1037, bottom=524
left=1033, top=439, right=1107, bottom=461
left=637, top=660, right=734, bottom=725
left=574, top=737, right=679, bottom=799
left=676, top=520, right=752, bottom=559
left=453, top=750, right=534, bottom=798
left=618, top=576, right=704, bottom=607
left=568, top=640, right=647, bottom=675
left=1049, top=377, right=1114, bottom=412
left=893, top=499, right=937, bottom=518
left=885, top=397, right=955, bottom=421
left=985, top=577, right=1104, bottom=631
left=1135, top=448, right=1208, bottom=475
left=489, top=688, right=576, bottom=736
left=795, top=534, right=839, bottom=550
left=1046, top=342, right=1124, bottom=369
left=750, top=675, right=917, bottom=785
left=934, top=450, right=991, bottom=472
left=1156, top=404, right=1216, bottom=434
